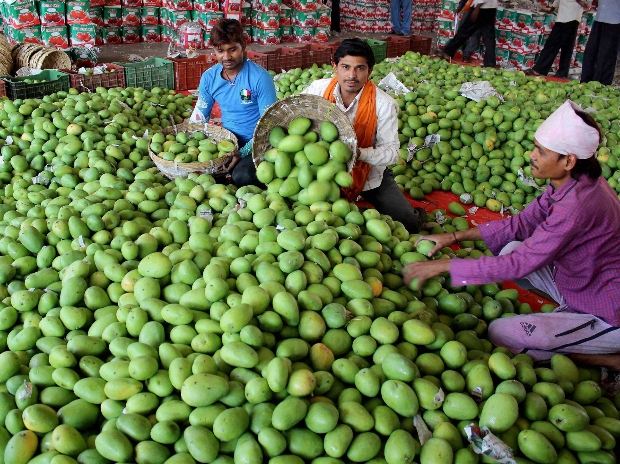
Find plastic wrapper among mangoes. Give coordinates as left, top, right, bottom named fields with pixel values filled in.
left=465, top=424, right=516, bottom=464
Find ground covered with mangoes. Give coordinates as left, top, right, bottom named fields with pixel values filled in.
left=1, top=52, right=620, bottom=464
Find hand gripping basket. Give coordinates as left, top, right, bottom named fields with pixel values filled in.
left=149, top=122, right=238, bottom=179
left=252, top=94, right=358, bottom=172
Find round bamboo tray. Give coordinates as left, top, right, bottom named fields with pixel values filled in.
left=149, top=122, right=239, bottom=179
left=252, top=93, right=358, bottom=172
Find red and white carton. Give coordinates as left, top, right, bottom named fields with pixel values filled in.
left=104, top=6, right=122, bottom=25
left=121, top=24, right=141, bottom=42
left=495, top=47, right=510, bottom=66
left=89, top=7, right=104, bottom=26
left=69, top=23, right=97, bottom=45
left=224, top=9, right=242, bottom=20
left=280, top=25, right=294, bottom=41
left=295, top=0, right=318, bottom=11
left=41, top=25, right=70, bottom=48
left=376, top=3, right=389, bottom=19
left=170, top=9, right=192, bottom=26
left=314, top=24, right=329, bottom=41
left=317, top=6, right=330, bottom=26
left=122, top=6, right=141, bottom=25
left=242, top=2, right=251, bottom=24
left=255, top=0, right=282, bottom=12
left=104, top=0, right=121, bottom=5
left=279, top=5, right=292, bottom=25
left=102, top=25, right=122, bottom=43
left=91, top=0, right=104, bottom=6
left=224, top=0, right=242, bottom=11
left=170, top=0, right=194, bottom=10
left=242, top=24, right=251, bottom=42
left=66, top=0, right=91, bottom=24
left=141, top=6, right=159, bottom=24
left=7, top=0, right=41, bottom=29
left=293, top=8, right=318, bottom=27
left=495, top=29, right=512, bottom=49
left=292, top=24, right=312, bottom=42
left=255, top=10, right=280, bottom=28
left=143, top=0, right=162, bottom=6
left=253, top=25, right=281, bottom=43
left=123, top=0, right=142, bottom=5
left=39, top=1, right=66, bottom=26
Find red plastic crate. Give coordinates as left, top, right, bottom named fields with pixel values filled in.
left=59, top=64, right=126, bottom=91
left=299, top=43, right=332, bottom=68
left=385, top=36, right=410, bottom=58
left=410, top=34, right=432, bottom=55
left=172, top=54, right=218, bottom=91
left=244, top=50, right=278, bottom=70
left=268, top=47, right=303, bottom=72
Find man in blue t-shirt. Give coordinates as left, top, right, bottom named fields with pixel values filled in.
left=194, top=19, right=277, bottom=186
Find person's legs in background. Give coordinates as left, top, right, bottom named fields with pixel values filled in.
left=581, top=20, right=602, bottom=83
left=360, top=169, right=427, bottom=233
left=478, top=8, right=496, bottom=68
left=555, top=20, right=579, bottom=78
left=401, top=0, right=412, bottom=35
left=390, top=0, right=403, bottom=34
left=330, top=0, right=341, bottom=33
left=532, top=21, right=569, bottom=76
left=442, top=12, right=480, bottom=58
left=463, top=30, right=481, bottom=61
left=591, top=22, right=620, bottom=85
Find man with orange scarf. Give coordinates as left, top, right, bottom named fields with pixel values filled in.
left=302, top=39, right=426, bottom=233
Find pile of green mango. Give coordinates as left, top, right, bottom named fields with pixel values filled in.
left=256, top=117, right=354, bottom=204
left=275, top=52, right=620, bottom=213
left=149, top=131, right=237, bottom=164
left=0, top=69, right=620, bottom=464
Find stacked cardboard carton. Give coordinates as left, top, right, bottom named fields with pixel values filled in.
left=248, top=0, right=329, bottom=44
left=340, top=0, right=391, bottom=34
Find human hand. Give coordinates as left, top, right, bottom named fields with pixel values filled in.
left=223, top=150, right=242, bottom=174
left=402, top=260, right=451, bottom=290
left=415, top=233, right=458, bottom=257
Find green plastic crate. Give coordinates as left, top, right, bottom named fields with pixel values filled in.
left=115, top=58, right=174, bottom=90
left=364, top=39, right=387, bottom=64
left=1, top=70, right=69, bottom=100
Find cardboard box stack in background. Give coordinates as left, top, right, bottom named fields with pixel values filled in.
left=412, top=0, right=441, bottom=33
left=340, top=0, right=390, bottom=34
left=248, top=0, right=329, bottom=44
left=436, top=0, right=595, bottom=73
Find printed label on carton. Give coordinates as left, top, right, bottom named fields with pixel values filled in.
left=39, top=1, right=66, bottom=26
left=104, top=6, right=122, bottom=25
left=70, top=23, right=97, bottom=45
left=102, top=25, right=122, bottom=43
left=121, top=25, right=141, bottom=43
left=41, top=25, right=69, bottom=48
left=66, top=0, right=91, bottom=25
left=141, top=24, right=161, bottom=41
left=122, top=6, right=141, bottom=25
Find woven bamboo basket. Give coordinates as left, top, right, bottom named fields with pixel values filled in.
left=149, top=121, right=238, bottom=179
left=252, top=94, right=358, bottom=172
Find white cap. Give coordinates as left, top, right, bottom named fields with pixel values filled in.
left=534, top=100, right=600, bottom=159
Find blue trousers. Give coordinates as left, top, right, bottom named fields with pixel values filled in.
left=390, top=0, right=412, bottom=35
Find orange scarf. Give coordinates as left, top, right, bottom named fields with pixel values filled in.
left=323, top=77, right=377, bottom=201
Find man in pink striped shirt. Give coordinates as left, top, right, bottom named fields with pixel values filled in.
left=402, top=100, right=620, bottom=368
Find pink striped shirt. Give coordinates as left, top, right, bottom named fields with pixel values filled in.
left=451, top=175, right=620, bottom=325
